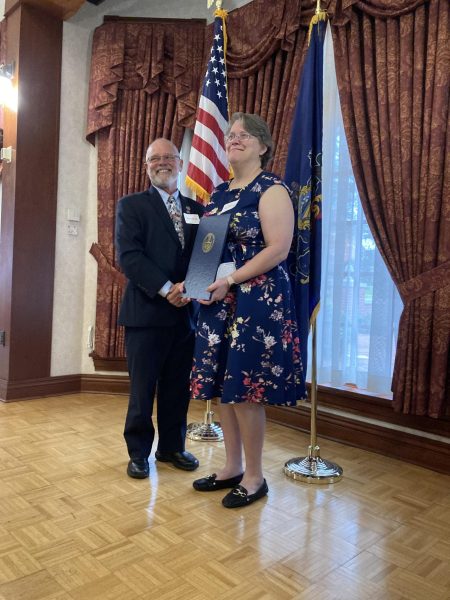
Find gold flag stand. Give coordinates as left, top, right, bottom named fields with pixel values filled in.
left=284, top=319, right=343, bottom=483
left=187, top=399, right=223, bottom=442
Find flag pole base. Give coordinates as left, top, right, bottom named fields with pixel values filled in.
left=187, top=402, right=223, bottom=442
left=186, top=420, right=223, bottom=442
left=284, top=455, right=343, bottom=484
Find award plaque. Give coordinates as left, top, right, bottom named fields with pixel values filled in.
left=183, top=213, right=231, bottom=300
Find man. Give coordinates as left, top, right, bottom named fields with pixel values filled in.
left=116, top=138, right=204, bottom=479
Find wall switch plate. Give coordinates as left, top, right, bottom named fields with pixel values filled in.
left=67, top=208, right=81, bottom=222
left=0, top=331, right=5, bottom=346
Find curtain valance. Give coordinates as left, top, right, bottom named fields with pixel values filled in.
left=86, top=19, right=206, bottom=143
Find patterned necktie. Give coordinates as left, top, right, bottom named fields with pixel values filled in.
left=167, top=195, right=185, bottom=248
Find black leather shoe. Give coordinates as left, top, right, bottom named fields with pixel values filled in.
left=155, top=450, right=199, bottom=471
left=222, top=479, right=268, bottom=508
left=127, top=459, right=149, bottom=479
left=193, top=473, right=243, bottom=492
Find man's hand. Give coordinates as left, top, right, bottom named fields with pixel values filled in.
left=166, top=282, right=190, bottom=307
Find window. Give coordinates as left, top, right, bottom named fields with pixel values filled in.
left=312, top=28, right=403, bottom=396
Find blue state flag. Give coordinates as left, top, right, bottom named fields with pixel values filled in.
left=285, top=18, right=326, bottom=396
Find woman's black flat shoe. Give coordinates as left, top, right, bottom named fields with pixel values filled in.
left=193, top=473, right=243, bottom=492
left=222, top=479, right=268, bottom=508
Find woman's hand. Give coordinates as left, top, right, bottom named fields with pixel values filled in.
left=199, top=277, right=230, bottom=305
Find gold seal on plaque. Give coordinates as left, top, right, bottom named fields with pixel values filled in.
left=202, top=233, right=215, bottom=253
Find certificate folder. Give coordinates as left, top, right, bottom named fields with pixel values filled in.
left=183, top=213, right=231, bottom=300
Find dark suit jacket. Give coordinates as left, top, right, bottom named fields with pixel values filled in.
left=116, top=186, right=204, bottom=328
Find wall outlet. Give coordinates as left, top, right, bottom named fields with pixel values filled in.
left=67, top=224, right=78, bottom=236
left=0, top=330, right=5, bottom=346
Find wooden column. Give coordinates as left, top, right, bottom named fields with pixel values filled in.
left=0, top=1, right=62, bottom=400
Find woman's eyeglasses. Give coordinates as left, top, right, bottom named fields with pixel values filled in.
left=224, top=132, right=254, bottom=143
left=146, top=154, right=180, bottom=164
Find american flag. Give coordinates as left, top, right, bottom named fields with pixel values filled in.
left=186, top=9, right=230, bottom=203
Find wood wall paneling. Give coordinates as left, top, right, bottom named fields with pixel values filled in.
left=0, top=3, right=62, bottom=396
left=10, top=5, right=62, bottom=380
left=0, top=4, right=20, bottom=383
left=5, top=0, right=86, bottom=20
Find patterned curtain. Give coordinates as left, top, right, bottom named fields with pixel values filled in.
left=86, top=19, right=206, bottom=365
left=329, top=0, right=450, bottom=416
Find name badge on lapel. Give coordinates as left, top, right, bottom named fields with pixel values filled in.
left=221, top=200, right=239, bottom=213
left=184, top=213, right=200, bottom=224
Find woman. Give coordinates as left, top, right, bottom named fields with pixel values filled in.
left=191, top=113, right=303, bottom=508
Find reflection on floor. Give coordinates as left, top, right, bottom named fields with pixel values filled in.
left=0, top=393, right=449, bottom=599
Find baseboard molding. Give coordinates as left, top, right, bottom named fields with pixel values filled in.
left=0, top=375, right=82, bottom=402
left=1, top=373, right=448, bottom=474
left=81, top=374, right=129, bottom=394
left=265, top=404, right=450, bottom=475
left=0, top=373, right=129, bottom=402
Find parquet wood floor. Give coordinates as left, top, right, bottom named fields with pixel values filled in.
left=0, top=393, right=449, bottom=599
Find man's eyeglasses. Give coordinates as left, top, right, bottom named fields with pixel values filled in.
left=224, top=132, right=254, bottom=143
left=146, top=154, right=180, bottom=164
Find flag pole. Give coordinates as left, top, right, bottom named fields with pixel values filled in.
left=187, top=0, right=228, bottom=442
left=284, top=318, right=342, bottom=483
left=284, top=0, right=342, bottom=483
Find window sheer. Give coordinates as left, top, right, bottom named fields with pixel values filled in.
left=312, top=27, right=403, bottom=396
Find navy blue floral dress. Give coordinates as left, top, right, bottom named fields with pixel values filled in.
left=191, top=171, right=303, bottom=406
